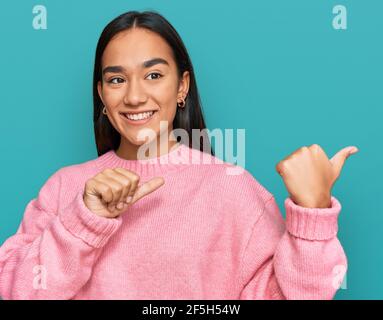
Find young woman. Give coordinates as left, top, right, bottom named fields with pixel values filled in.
left=0, top=11, right=358, bottom=300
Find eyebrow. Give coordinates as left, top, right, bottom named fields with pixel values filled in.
left=102, top=57, right=169, bottom=75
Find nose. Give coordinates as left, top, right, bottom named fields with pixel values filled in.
left=123, top=78, right=148, bottom=106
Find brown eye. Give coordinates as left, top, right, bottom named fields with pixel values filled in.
left=108, top=77, right=124, bottom=84
left=146, top=72, right=162, bottom=80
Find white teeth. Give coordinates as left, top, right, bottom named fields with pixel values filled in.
left=124, top=111, right=154, bottom=121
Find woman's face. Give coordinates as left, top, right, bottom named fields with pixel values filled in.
left=97, top=27, right=189, bottom=147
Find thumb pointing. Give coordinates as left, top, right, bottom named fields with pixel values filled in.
left=330, top=146, right=359, bottom=177
left=131, top=177, right=165, bottom=204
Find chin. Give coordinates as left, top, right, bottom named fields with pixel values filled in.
left=126, top=134, right=159, bottom=147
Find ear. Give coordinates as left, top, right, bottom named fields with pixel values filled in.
left=177, top=71, right=190, bottom=97
left=97, top=81, right=105, bottom=105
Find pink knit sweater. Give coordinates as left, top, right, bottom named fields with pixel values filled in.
left=0, top=143, right=347, bottom=300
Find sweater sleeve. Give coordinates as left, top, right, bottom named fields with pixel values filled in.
left=239, top=195, right=347, bottom=300
left=0, top=169, right=122, bottom=300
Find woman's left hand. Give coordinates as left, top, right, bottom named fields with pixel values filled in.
left=275, top=144, right=359, bottom=208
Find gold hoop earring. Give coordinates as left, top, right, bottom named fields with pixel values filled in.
left=102, top=106, right=107, bottom=115
left=177, top=97, right=186, bottom=108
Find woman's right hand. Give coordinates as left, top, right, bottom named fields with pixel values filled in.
left=83, top=168, right=165, bottom=218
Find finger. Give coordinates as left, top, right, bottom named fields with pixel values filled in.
left=330, top=146, right=359, bottom=176
left=276, top=159, right=291, bottom=176
left=90, top=178, right=114, bottom=205
left=275, top=162, right=284, bottom=176
left=309, top=144, right=325, bottom=155
left=290, top=145, right=308, bottom=157
left=309, top=144, right=331, bottom=164
left=275, top=145, right=308, bottom=172
left=131, top=177, right=165, bottom=204
left=114, top=168, right=140, bottom=203
left=96, top=175, right=123, bottom=210
left=106, top=169, right=133, bottom=205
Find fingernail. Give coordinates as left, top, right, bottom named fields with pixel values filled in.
left=116, top=202, right=124, bottom=210
left=349, top=147, right=359, bottom=154
left=126, top=196, right=133, bottom=203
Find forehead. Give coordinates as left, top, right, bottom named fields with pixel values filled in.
left=101, top=27, right=175, bottom=68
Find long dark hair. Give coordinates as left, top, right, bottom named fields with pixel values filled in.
left=93, top=10, right=213, bottom=156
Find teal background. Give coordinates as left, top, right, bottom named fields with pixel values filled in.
left=0, top=0, right=381, bottom=299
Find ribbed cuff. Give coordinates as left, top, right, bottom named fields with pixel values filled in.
left=285, top=196, right=342, bottom=241
left=59, top=192, right=122, bottom=248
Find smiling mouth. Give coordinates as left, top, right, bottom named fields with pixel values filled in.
left=120, top=110, right=158, bottom=121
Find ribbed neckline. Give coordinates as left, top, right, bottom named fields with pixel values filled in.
left=95, top=143, right=213, bottom=177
